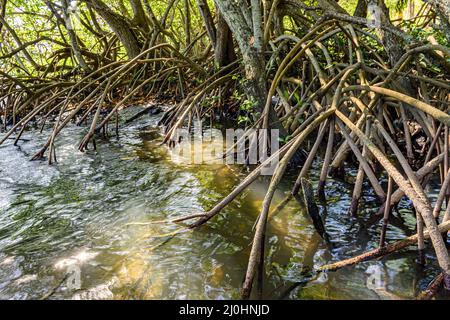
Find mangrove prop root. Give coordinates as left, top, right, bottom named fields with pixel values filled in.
left=299, top=178, right=329, bottom=241
left=317, top=220, right=450, bottom=273
left=417, top=273, right=444, bottom=300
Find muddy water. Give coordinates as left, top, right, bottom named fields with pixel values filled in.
left=0, top=107, right=444, bottom=300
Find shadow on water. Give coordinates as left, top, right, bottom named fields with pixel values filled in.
left=0, top=106, right=445, bottom=300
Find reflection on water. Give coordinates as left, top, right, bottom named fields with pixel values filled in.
left=0, top=106, right=444, bottom=300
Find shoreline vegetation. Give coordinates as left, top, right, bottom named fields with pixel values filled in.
left=0, top=0, right=449, bottom=299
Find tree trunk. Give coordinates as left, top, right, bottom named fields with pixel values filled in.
left=61, top=0, right=91, bottom=72
left=215, top=9, right=236, bottom=67
left=184, top=0, right=191, bottom=46
left=376, top=0, right=415, bottom=95
left=214, top=0, right=281, bottom=131
left=428, top=0, right=450, bottom=42
left=214, top=0, right=265, bottom=98
left=129, top=0, right=149, bottom=31
left=353, top=0, right=367, bottom=17
left=197, top=0, right=217, bottom=47
left=0, top=0, right=6, bottom=34
left=86, top=0, right=142, bottom=58
left=317, top=0, right=348, bottom=14
left=376, top=0, right=404, bottom=65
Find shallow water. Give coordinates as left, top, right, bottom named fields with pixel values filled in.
left=0, top=106, right=445, bottom=300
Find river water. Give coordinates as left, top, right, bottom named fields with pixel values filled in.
left=0, top=106, right=444, bottom=300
